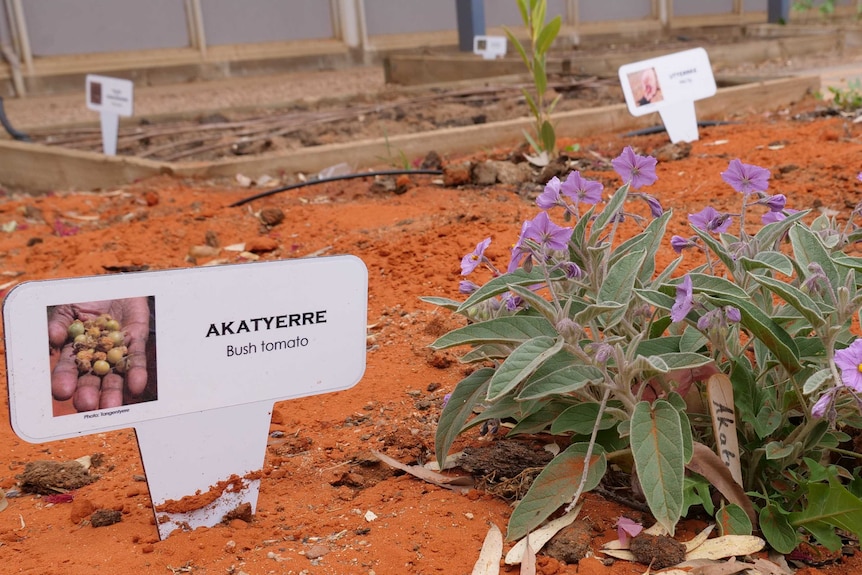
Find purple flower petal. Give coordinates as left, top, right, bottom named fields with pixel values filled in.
left=670, top=235, right=694, bottom=254
left=811, top=390, right=833, bottom=418
left=537, top=176, right=563, bottom=210
left=523, top=211, right=573, bottom=252
left=720, top=159, right=770, bottom=195
left=725, top=306, right=741, bottom=323
left=611, top=146, right=658, bottom=190
left=689, top=206, right=732, bottom=234
left=459, top=280, right=480, bottom=294
left=835, top=339, right=862, bottom=393
left=560, top=171, right=603, bottom=204
left=765, top=194, right=786, bottom=212
left=461, top=237, right=491, bottom=275
left=670, top=275, right=693, bottom=323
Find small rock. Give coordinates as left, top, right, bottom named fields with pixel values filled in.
left=188, top=245, right=220, bottom=259
left=471, top=161, right=498, bottom=185
left=259, top=207, right=285, bottom=227
left=443, top=162, right=472, bottom=186
left=491, top=160, right=531, bottom=185
left=225, top=540, right=237, bottom=553
left=235, top=174, right=253, bottom=187
left=90, top=508, right=122, bottom=527
left=305, top=544, right=329, bottom=560
left=364, top=510, right=378, bottom=522
left=205, top=230, right=220, bottom=248
left=420, top=151, right=442, bottom=170
left=132, top=474, right=146, bottom=482
left=222, top=502, right=253, bottom=523
left=245, top=237, right=279, bottom=253
left=544, top=521, right=593, bottom=564
left=369, top=176, right=397, bottom=194
left=70, top=497, right=96, bottom=524
left=395, top=174, right=412, bottom=194
left=143, top=190, right=160, bottom=206
left=653, top=142, right=692, bottom=162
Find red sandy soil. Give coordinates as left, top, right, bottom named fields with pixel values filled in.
left=1, top=98, right=862, bottom=575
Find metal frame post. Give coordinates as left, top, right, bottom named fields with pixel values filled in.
left=456, top=0, right=485, bottom=53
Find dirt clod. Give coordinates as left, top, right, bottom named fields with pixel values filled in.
left=90, top=509, right=122, bottom=527
left=259, top=207, right=285, bottom=227
left=544, top=520, right=594, bottom=564
left=222, top=502, right=253, bottom=523
left=629, top=533, right=686, bottom=570
left=19, top=460, right=97, bottom=494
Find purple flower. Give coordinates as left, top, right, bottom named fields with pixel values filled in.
left=811, top=391, right=834, bottom=418
left=761, top=208, right=799, bottom=225
left=461, top=237, right=491, bottom=275
left=765, top=194, right=786, bottom=212
left=697, top=308, right=718, bottom=331
left=670, top=275, right=693, bottom=323
left=857, top=172, right=862, bottom=183
left=671, top=235, right=695, bottom=253
left=725, top=306, right=741, bottom=323
left=560, top=171, right=603, bottom=204
left=459, top=280, right=480, bottom=294
left=561, top=261, right=583, bottom=279
left=689, top=206, right=732, bottom=234
left=611, top=146, right=658, bottom=190
left=834, top=339, right=862, bottom=393
left=636, top=193, right=664, bottom=218
left=523, top=211, right=573, bottom=252
left=507, top=222, right=530, bottom=273
left=720, top=159, right=770, bottom=195
left=537, top=176, right=564, bottom=210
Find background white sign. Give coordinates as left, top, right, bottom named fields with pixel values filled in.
left=473, top=35, right=507, bottom=60
left=85, top=74, right=133, bottom=117
left=4, top=256, right=368, bottom=443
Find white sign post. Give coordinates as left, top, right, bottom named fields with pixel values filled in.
left=4, top=257, right=368, bottom=539
left=618, top=48, right=717, bottom=143
left=85, top=75, right=134, bottom=156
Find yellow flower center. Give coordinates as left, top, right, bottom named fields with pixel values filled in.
left=857, top=363, right=862, bottom=374
left=470, top=254, right=479, bottom=261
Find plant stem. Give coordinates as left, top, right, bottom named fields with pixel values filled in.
left=565, top=386, right=611, bottom=514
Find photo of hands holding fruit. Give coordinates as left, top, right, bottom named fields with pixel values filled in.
left=47, top=297, right=157, bottom=415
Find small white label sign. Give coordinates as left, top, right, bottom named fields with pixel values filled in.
left=473, top=35, right=507, bottom=60
left=618, top=48, right=717, bottom=143
left=4, top=256, right=368, bottom=443
left=86, top=74, right=133, bottom=117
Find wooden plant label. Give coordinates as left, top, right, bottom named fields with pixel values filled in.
left=706, top=374, right=743, bottom=486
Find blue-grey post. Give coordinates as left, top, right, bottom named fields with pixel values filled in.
left=456, top=0, right=486, bottom=52
left=767, top=0, right=791, bottom=23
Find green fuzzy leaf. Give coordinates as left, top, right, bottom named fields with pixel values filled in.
left=419, top=296, right=462, bottom=311
left=434, top=368, right=493, bottom=467
left=509, top=398, right=572, bottom=435
left=689, top=272, right=750, bottom=299
left=590, top=183, right=630, bottom=239
left=631, top=400, right=685, bottom=535
left=430, top=316, right=557, bottom=350
left=516, top=351, right=602, bottom=400
left=506, top=442, right=607, bottom=540
left=457, top=268, right=561, bottom=312
left=540, top=120, right=555, bottom=154
left=789, top=478, right=862, bottom=550
left=834, top=254, right=862, bottom=273
left=738, top=251, right=794, bottom=277
left=691, top=226, right=737, bottom=273
left=654, top=352, right=714, bottom=372
left=764, top=441, right=796, bottom=460
left=613, top=211, right=672, bottom=284
left=679, top=326, right=708, bottom=353
left=535, top=16, right=561, bottom=55
left=551, top=402, right=617, bottom=435
left=717, top=503, right=753, bottom=536
left=521, top=89, right=540, bottom=120
left=635, top=336, right=681, bottom=357
left=754, top=404, right=783, bottom=439
left=682, top=475, right=715, bottom=516
left=487, top=336, right=564, bottom=401
left=753, top=209, right=808, bottom=248
left=789, top=224, right=840, bottom=291
left=459, top=344, right=512, bottom=363
left=573, top=302, right=624, bottom=325
left=707, top=293, right=801, bottom=373
left=598, top=249, right=646, bottom=328
left=750, top=274, right=831, bottom=328
left=760, top=504, right=798, bottom=554
left=635, top=287, right=675, bottom=310
left=731, top=358, right=759, bottom=429
left=507, top=284, right=558, bottom=324
left=533, top=58, right=547, bottom=96
left=804, top=368, right=833, bottom=395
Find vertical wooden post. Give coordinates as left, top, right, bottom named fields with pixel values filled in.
left=9, top=0, right=32, bottom=74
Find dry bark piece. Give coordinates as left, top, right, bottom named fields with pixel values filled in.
left=259, top=207, right=285, bottom=227
left=18, top=460, right=97, bottom=494
left=629, top=533, right=687, bottom=570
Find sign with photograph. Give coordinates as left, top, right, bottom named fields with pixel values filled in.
left=85, top=74, right=134, bottom=156
left=618, top=48, right=717, bottom=143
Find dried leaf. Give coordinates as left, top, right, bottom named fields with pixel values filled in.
left=423, top=451, right=463, bottom=471
left=472, top=523, right=503, bottom=575
left=371, top=450, right=472, bottom=493
left=690, top=557, right=750, bottom=575
left=686, top=442, right=757, bottom=527
left=600, top=548, right=637, bottom=561
left=685, top=535, right=765, bottom=561
left=505, top=504, right=581, bottom=564
left=751, top=556, right=794, bottom=575
left=520, top=537, right=536, bottom=575
left=524, top=151, right=550, bottom=167
left=684, top=524, right=716, bottom=552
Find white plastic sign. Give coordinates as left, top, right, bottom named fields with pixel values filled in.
left=473, top=35, right=507, bottom=60
left=85, top=74, right=133, bottom=156
left=618, top=48, right=717, bottom=143
left=4, top=256, right=368, bottom=442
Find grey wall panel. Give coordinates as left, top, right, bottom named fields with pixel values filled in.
left=364, top=0, right=457, bottom=35
left=201, top=0, right=333, bottom=45
left=484, top=0, right=567, bottom=27
left=579, top=0, right=653, bottom=21
left=673, top=0, right=735, bottom=16
left=743, top=0, right=768, bottom=11
left=23, top=0, right=189, bottom=56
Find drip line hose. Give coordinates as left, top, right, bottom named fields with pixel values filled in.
left=624, top=120, right=740, bottom=137
left=229, top=169, right=444, bottom=207
left=0, top=96, right=30, bottom=142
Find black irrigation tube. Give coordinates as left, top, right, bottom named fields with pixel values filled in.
left=229, top=169, right=444, bottom=207
left=624, top=120, right=741, bottom=137
left=0, top=96, right=30, bottom=142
